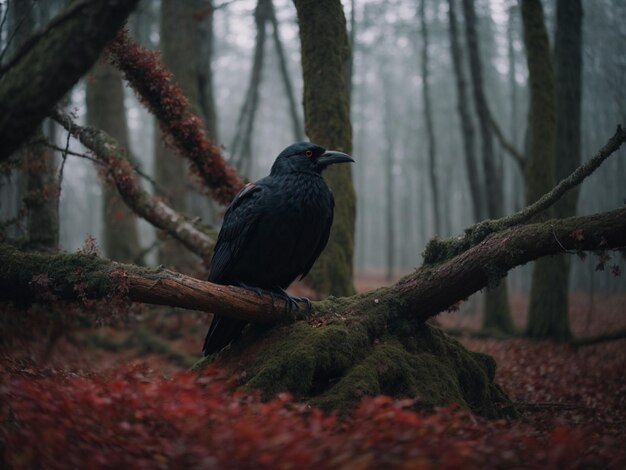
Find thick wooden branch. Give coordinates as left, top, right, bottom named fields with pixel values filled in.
left=1, top=207, right=624, bottom=325
left=423, top=125, right=626, bottom=264
left=51, top=109, right=216, bottom=264
left=389, top=207, right=626, bottom=323
left=106, top=29, right=244, bottom=206
left=0, top=244, right=290, bottom=323
left=0, top=0, right=139, bottom=161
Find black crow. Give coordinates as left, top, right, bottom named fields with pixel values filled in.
left=203, top=142, right=354, bottom=355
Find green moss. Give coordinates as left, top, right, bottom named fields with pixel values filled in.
left=219, top=315, right=511, bottom=417
left=243, top=321, right=371, bottom=398
left=422, top=220, right=504, bottom=266
left=0, top=244, right=116, bottom=301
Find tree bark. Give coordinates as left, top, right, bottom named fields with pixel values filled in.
left=420, top=0, right=441, bottom=235
left=86, top=61, right=143, bottom=264
left=12, top=0, right=59, bottom=252
left=153, top=0, right=202, bottom=271
left=268, top=0, right=304, bottom=142
left=0, top=0, right=139, bottom=161
left=550, top=0, right=584, bottom=337
left=447, top=0, right=484, bottom=222
left=195, top=0, right=219, bottom=141
left=230, top=0, right=269, bottom=175
left=294, top=0, right=356, bottom=297
left=521, top=0, right=570, bottom=341
left=461, top=0, right=513, bottom=333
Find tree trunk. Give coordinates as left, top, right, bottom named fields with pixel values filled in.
left=268, top=0, right=304, bottom=142
left=447, top=0, right=484, bottom=222
left=195, top=0, right=219, bottom=141
left=461, top=0, right=513, bottom=333
left=0, top=0, right=139, bottom=161
left=522, top=0, right=571, bottom=341
left=155, top=0, right=202, bottom=271
left=86, top=61, right=143, bottom=263
left=230, top=0, right=269, bottom=176
left=12, top=0, right=59, bottom=251
left=294, top=0, right=356, bottom=297
left=420, top=0, right=440, bottom=235
left=383, top=71, right=395, bottom=282
left=548, top=0, right=584, bottom=337
left=192, top=0, right=221, bottom=229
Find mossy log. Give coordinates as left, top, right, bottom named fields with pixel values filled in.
left=2, top=206, right=625, bottom=416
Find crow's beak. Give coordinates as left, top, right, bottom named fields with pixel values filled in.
left=317, top=150, right=354, bottom=167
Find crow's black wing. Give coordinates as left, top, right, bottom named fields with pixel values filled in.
left=204, top=182, right=264, bottom=356
left=299, top=192, right=334, bottom=280
left=208, top=182, right=263, bottom=283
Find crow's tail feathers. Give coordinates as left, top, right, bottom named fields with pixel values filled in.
left=202, top=315, right=246, bottom=356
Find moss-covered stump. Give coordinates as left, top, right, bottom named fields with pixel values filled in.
left=199, top=318, right=511, bottom=418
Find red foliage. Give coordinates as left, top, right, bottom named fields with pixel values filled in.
left=106, top=30, right=244, bottom=206
left=2, top=360, right=624, bottom=469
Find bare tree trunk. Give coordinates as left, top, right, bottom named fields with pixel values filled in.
left=420, top=0, right=440, bottom=235
left=86, top=61, right=142, bottom=263
left=195, top=0, right=219, bottom=141
left=12, top=0, right=59, bottom=251
left=383, top=70, right=395, bottom=282
left=294, top=0, right=356, bottom=297
left=447, top=0, right=484, bottom=222
left=461, top=0, right=513, bottom=333
left=522, top=0, right=571, bottom=342
left=549, top=0, right=584, bottom=334
left=154, top=0, right=202, bottom=271
left=345, top=0, right=356, bottom=107
left=192, top=0, right=221, bottom=227
left=268, top=0, right=303, bottom=142
left=230, top=0, right=269, bottom=175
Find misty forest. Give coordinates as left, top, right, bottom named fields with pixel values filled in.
left=1, top=0, right=625, bottom=467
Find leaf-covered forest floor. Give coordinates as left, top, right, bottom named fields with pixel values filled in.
left=1, top=281, right=625, bottom=468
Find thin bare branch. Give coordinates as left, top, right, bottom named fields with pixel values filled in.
left=51, top=108, right=216, bottom=264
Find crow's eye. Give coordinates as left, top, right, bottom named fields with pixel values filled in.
left=305, top=150, right=313, bottom=158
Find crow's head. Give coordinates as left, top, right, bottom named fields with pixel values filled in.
left=270, top=142, right=354, bottom=175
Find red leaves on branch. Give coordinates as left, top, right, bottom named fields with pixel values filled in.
left=2, top=362, right=624, bottom=469
left=106, top=30, right=244, bottom=206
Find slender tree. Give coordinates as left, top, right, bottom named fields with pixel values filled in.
left=14, top=0, right=59, bottom=251
left=524, top=0, right=579, bottom=341
left=154, top=0, right=201, bottom=270
left=293, top=0, right=356, bottom=297
left=382, top=68, right=395, bottom=282
left=231, top=0, right=303, bottom=173
left=195, top=0, right=219, bottom=140
left=419, top=0, right=440, bottom=235
left=86, top=61, right=143, bottom=263
left=447, top=0, right=484, bottom=222
left=461, top=0, right=514, bottom=334
left=268, top=0, right=304, bottom=142
left=552, top=0, right=583, bottom=309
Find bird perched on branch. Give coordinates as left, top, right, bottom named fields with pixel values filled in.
left=203, top=142, right=354, bottom=356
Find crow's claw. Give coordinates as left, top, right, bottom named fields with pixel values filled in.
left=236, top=282, right=264, bottom=297
left=272, top=287, right=311, bottom=312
